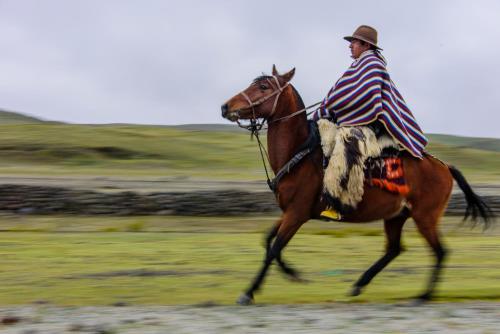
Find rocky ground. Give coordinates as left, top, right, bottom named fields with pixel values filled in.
left=0, top=182, right=499, bottom=217
left=1, top=303, right=500, bottom=333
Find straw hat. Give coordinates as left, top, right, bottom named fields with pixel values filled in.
left=344, top=25, right=382, bottom=50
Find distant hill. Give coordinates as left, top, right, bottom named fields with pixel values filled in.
left=90, top=123, right=500, bottom=157
left=427, top=134, right=500, bottom=153
left=168, top=123, right=245, bottom=132
left=172, top=124, right=500, bottom=152
left=1, top=112, right=498, bottom=152
left=0, top=109, right=45, bottom=124
left=0, top=122, right=496, bottom=182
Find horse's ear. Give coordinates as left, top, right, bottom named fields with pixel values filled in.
left=272, top=64, right=278, bottom=76
left=282, top=67, right=295, bottom=82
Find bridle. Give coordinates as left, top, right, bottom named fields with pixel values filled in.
left=235, top=76, right=290, bottom=132
left=232, top=75, right=322, bottom=192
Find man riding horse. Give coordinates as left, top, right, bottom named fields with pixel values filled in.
left=221, top=37, right=492, bottom=304
left=313, top=25, right=427, bottom=221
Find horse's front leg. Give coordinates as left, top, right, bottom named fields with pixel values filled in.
left=263, top=219, right=306, bottom=282
left=237, top=213, right=304, bottom=305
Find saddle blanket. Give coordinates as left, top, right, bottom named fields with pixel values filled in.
left=365, top=156, right=410, bottom=196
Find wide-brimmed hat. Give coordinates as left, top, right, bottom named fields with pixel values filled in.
left=344, top=25, right=382, bottom=50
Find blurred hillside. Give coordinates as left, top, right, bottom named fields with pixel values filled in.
left=0, top=109, right=46, bottom=124
left=0, top=110, right=498, bottom=182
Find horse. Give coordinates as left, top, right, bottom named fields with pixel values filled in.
left=221, top=65, right=494, bottom=305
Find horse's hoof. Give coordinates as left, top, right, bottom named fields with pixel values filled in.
left=410, top=292, right=432, bottom=306
left=416, top=292, right=432, bottom=302
left=409, top=298, right=427, bottom=307
left=350, top=286, right=362, bottom=297
left=236, top=293, right=254, bottom=306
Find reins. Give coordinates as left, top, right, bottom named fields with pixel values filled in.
left=234, top=75, right=322, bottom=192
left=267, top=101, right=322, bottom=125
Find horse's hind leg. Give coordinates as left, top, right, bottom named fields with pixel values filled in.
left=407, top=156, right=451, bottom=301
left=413, top=219, right=447, bottom=301
left=351, top=208, right=409, bottom=296
left=237, top=213, right=304, bottom=305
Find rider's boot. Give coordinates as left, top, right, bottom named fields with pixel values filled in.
left=320, top=207, right=342, bottom=221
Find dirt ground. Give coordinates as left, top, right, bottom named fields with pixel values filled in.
left=0, top=176, right=498, bottom=194
left=1, top=302, right=500, bottom=333
left=0, top=176, right=268, bottom=193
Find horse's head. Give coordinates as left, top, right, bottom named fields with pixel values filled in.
left=221, top=65, right=295, bottom=123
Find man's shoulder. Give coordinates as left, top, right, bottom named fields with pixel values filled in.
left=359, top=54, right=386, bottom=68
left=351, top=52, right=385, bottom=69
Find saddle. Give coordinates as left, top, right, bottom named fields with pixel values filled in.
left=317, top=119, right=408, bottom=213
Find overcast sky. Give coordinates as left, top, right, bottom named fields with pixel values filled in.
left=0, top=0, right=499, bottom=137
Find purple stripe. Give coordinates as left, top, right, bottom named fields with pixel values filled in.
left=408, top=128, right=427, bottom=146
left=381, top=92, right=404, bottom=122
left=393, top=86, right=404, bottom=100
left=335, top=89, right=380, bottom=118
left=401, top=121, right=427, bottom=146
left=380, top=112, right=423, bottom=152
left=397, top=105, right=426, bottom=140
left=346, top=56, right=380, bottom=73
left=332, top=72, right=383, bottom=102
left=331, top=79, right=382, bottom=110
left=379, top=100, right=418, bottom=147
left=381, top=100, right=406, bottom=130
left=339, top=99, right=381, bottom=123
left=401, top=112, right=425, bottom=139
left=380, top=91, right=425, bottom=144
left=335, top=64, right=385, bottom=90
left=379, top=100, right=426, bottom=151
left=395, top=96, right=413, bottom=115
left=379, top=114, right=421, bottom=157
left=399, top=106, right=418, bottom=128
left=390, top=98, right=426, bottom=143
left=335, top=57, right=385, bottom=86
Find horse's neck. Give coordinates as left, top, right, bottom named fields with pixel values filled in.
left=267, top=91, right=309, bottom=173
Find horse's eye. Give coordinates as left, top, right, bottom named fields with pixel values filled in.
left=260, top=84, right=268, bottom=90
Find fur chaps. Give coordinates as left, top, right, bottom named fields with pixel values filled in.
left=317, top=119, right=397, bottom=211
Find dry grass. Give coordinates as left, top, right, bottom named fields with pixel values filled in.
left=0, top=215, right=498, bottom=305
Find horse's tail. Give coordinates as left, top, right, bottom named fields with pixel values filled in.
left=448, top=165, right=495, bottom=227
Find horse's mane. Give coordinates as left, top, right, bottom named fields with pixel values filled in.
left=291, top=85, right=305, bottom=110
left=252, top=74, right=272, bottom=83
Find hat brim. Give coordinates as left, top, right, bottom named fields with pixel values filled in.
left=344, top=36, right=382, bottom=50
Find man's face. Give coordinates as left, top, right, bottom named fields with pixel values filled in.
left=349, top=39, right=370, bottom=59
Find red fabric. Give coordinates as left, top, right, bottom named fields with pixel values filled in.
left=367, top=157, right=409, bottom=195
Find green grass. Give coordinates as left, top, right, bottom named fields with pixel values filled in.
left=0, top=124, right=266, bottom=179
left=0, top=215, right=498, bottom=305
left=429, top=133, right=500, bottom=153
left=0, top=123, right=497, bottom=182
left=425, top=142, right=500, bottom=182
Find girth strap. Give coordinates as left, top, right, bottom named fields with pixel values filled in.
left=268, top=121, right=320, bottom=193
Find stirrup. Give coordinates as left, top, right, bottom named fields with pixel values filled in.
left=320, top=207, right=342, bottom=221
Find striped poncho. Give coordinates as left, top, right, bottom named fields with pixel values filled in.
left=314, top=50, right=427, bottom=158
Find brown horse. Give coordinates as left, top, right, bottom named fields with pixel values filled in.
left=221, top=65, right=494, bottom=305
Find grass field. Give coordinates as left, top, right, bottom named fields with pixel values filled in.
left=0, top=114, right=498, bottom=306
left=0, top=215, right=499, bottom=306
left=0, top=123, right=498, bottom=182
left=0, top=124, right=265, bottom=179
